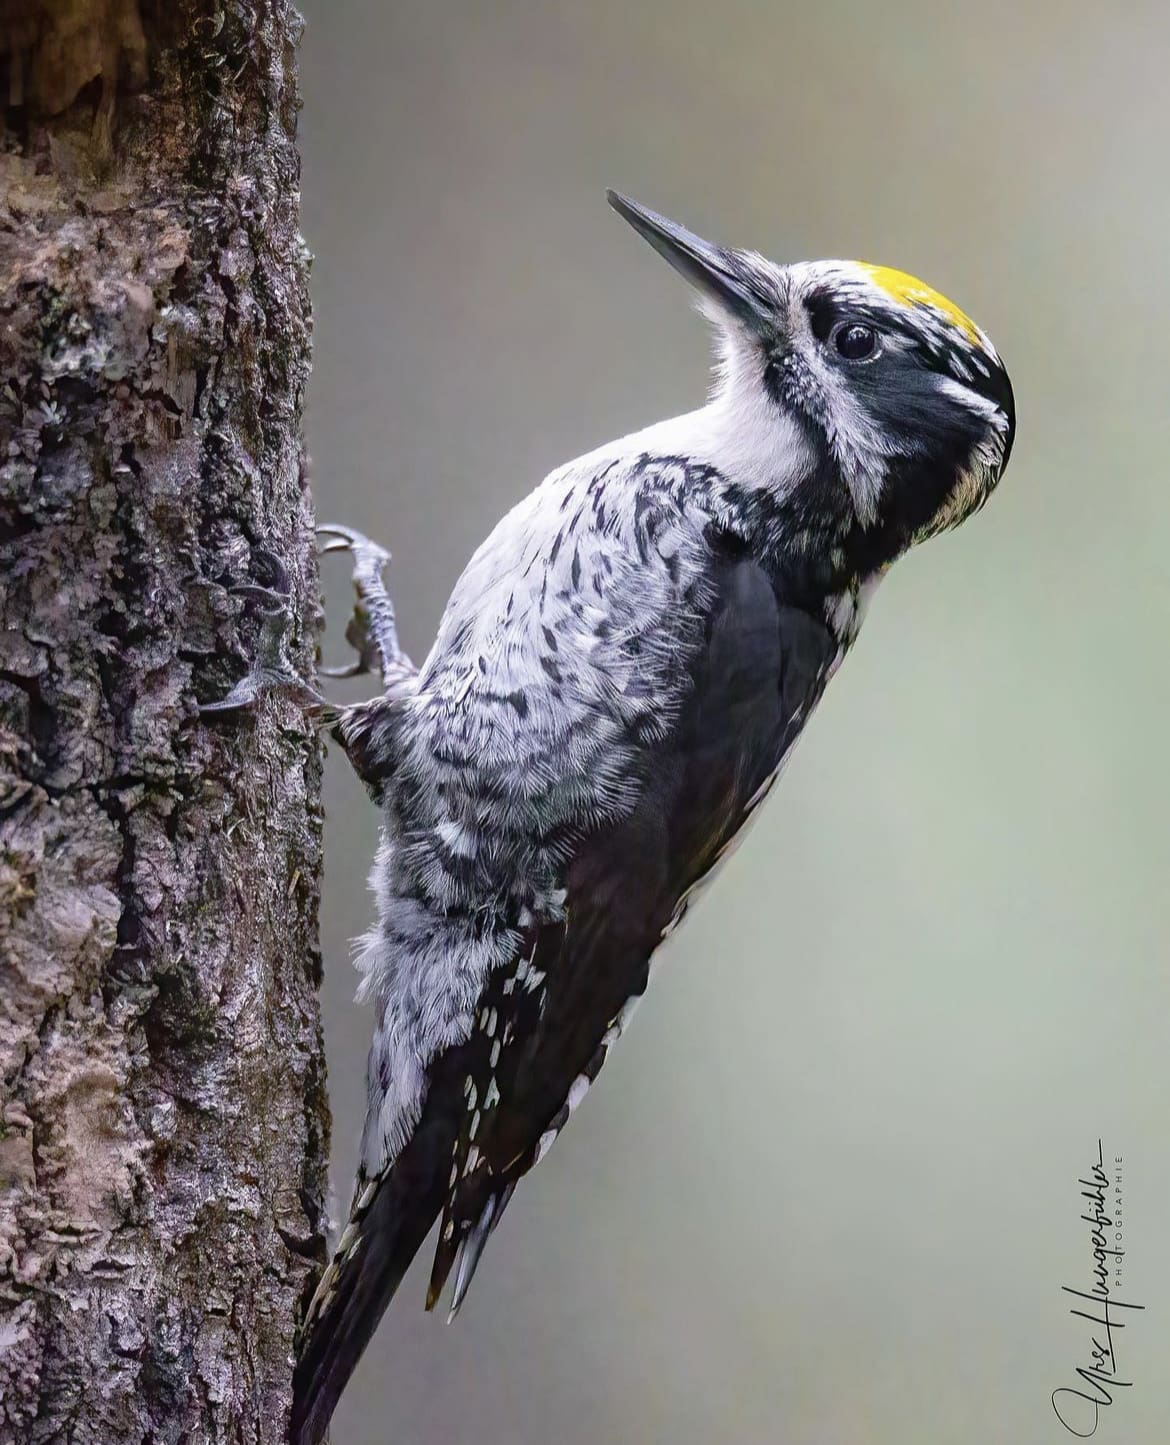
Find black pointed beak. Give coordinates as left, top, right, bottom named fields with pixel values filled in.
left=606, top=190, right=771, bottom=334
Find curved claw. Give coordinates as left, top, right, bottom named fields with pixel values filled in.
left=250, top=546, right=291, bottom=596
left=200, top=598, right=335, bottom=721
left=200, top=677, right=339, bottom=723
left=317, top=524, right=391, bottom=569
left=231, top=583, right=287, bottom=609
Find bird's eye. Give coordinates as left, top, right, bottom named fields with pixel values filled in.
left=833, top=322, right=879, bottom=361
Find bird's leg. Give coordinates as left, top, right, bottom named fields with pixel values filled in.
left=199, top=550, right=337, bottom=723
left=318, top=525, right=417, bottom=698
left=201, top=530, right=414, bottom=798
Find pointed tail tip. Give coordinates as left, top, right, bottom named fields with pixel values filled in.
left=447, top=1194, right=500, bottom=1322
left=288, top=1387, right=332, bottom=1445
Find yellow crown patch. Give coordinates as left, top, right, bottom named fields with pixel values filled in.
left=856, top=263, right=980, bottom=343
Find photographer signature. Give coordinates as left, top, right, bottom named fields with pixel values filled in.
left=1051, top=1142, right=1144, bottom=1438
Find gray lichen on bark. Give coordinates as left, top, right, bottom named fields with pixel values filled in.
left=0, top=5, right=328, bottom=1441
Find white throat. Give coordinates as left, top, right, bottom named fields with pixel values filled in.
left=580, top=384, right=814, bottom=503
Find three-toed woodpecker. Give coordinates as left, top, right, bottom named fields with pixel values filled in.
left=286, top=192, right=1015, bottom=1444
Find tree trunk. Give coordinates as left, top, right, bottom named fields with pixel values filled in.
left=0, top=5, right=328, bottom=1441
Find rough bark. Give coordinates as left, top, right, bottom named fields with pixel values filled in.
left=0, top=5, right=328, bottom=1442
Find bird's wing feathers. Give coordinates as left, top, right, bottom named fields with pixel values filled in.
left=428, top=548, right=838, bottom=1311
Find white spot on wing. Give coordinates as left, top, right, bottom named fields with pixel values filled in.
left=566, top=1074, right=590, bottom=1113
left=616, top=994, right=641, bottom=1030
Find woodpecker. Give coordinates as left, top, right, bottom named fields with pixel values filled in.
left=230, top=192, right=1015, bottom=1444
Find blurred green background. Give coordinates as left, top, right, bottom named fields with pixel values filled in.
left=296, top=3, right=1169, bottom=1441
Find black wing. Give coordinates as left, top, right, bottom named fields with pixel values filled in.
left=291, top=547, right=837, bottom=1445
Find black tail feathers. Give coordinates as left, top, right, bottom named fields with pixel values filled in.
left=290, top=1113, right=450, bottom=1445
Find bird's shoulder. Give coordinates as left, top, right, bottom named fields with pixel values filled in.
left=409, top=443, right=789, bottom=742
left=426, top=447, right=728, bottom=657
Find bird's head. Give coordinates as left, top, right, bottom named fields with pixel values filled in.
left=608, top=191, right=1015, bottom=574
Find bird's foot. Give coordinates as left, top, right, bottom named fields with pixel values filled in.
left=318, top=524, right=417, bottom=697
left=199, top=550, right=335, bottom=722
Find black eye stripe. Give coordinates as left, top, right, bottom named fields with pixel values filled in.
left=804, top=287, right=890, bottom=344
left=801, top=284, right=1013, bottom=423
